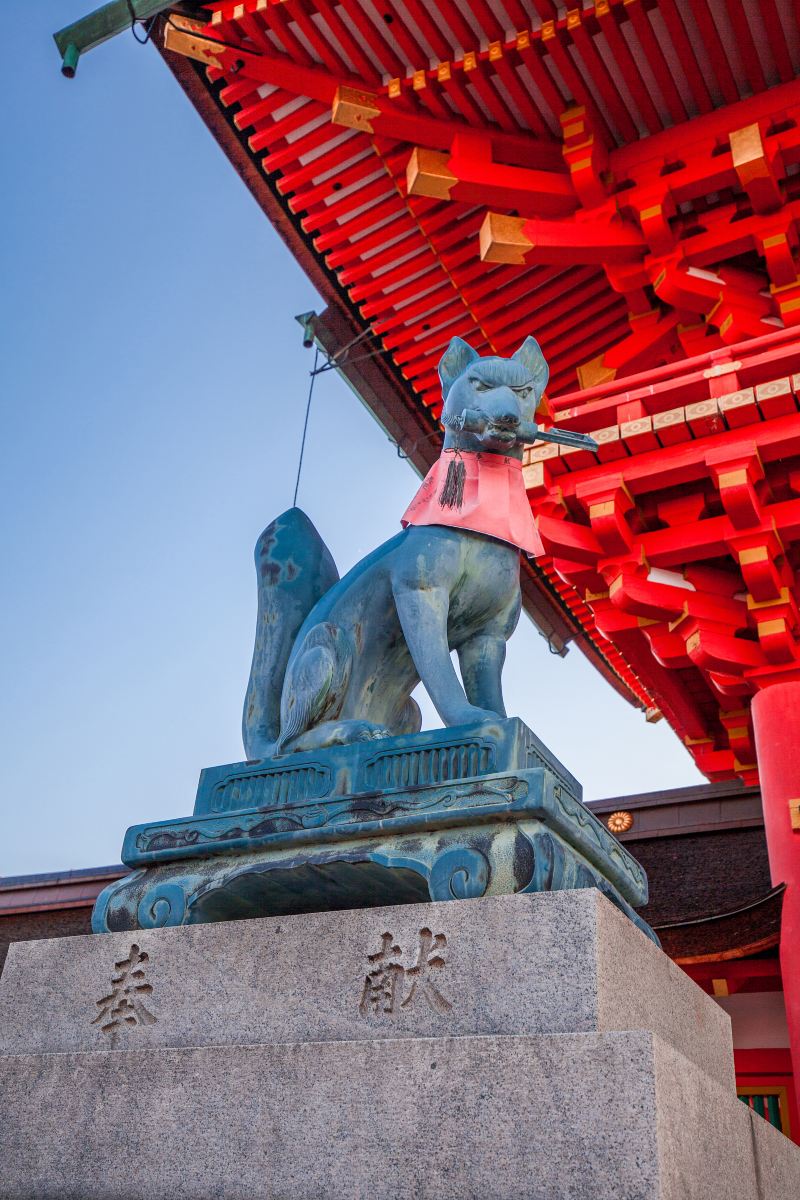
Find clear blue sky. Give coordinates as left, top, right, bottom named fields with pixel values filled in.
left=0, top=3, right=702, bottom=876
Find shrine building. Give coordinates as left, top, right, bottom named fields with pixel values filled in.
left=17, top=0, right=800, bottom=1147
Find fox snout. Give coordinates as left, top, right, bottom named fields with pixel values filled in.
left=489, top=410, right=520, bottom=430
left=484, top=388, right=521, bottom=429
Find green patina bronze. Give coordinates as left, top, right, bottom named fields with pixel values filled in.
left=242, top=337, right=551, bottom=760
left=92, top=337, right=652, bottom=940
left=53, top=0, right=174, bottom=76
left=93, top=718, right=655, bottom=942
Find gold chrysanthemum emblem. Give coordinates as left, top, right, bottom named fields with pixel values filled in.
left=607, top=810, right=634, bottom=834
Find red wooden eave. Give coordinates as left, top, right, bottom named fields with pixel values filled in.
left=150, top=1, right=800, bottom=780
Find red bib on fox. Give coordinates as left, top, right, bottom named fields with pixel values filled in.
left=401, top=449, right=544, bottom=557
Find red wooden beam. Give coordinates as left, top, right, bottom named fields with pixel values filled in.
left=330, top=84, right=563, bottom=170
left=406, top=143, right=575, bottom=216
left=480, top=211, right=645, bottom=266
left=611, top=76, right=800, bottom=179
left=165, top=14, right=565, bottom=169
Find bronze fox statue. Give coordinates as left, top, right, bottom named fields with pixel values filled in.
left=243, top=335, right=549, bottom=759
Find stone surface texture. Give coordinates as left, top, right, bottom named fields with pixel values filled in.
left=0, top=891, right=727, bottom=1084
left=746, top=1100, right=800, bottom=1196
left=0, top=1031, right=782, bottom=1200
left=1, top=889, right=798, bottom=1199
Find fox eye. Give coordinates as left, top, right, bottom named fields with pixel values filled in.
left=518, top=387, right=532, bottom=399
left=471, top=378, right=489, bottom=391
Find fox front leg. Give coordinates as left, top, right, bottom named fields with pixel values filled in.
left=392, top=536, right=497, bottom=727
left=394, top=582, right=496, bottom=726
left=457, top=635, right=507, bottom=716
left=457, top=594, right=521, bottom=716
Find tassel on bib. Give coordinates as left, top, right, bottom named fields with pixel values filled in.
left=439, top=450, right=466, bottom=509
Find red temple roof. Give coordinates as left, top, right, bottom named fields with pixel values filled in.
left=152, top=2, right=800, bottom=783
left=159, top=1, right=800, bottom=406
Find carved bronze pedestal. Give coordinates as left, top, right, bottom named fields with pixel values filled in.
left=93, top=719, right=656, bottom=943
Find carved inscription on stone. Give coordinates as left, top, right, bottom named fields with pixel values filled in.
left=92, top=943, right=156, bottom=1044
left=359, top=928, right=452, bottom=1016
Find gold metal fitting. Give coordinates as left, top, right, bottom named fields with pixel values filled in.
left=607, top=811, right=634, bottom=834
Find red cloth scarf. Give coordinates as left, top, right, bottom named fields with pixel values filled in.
left=401, top=449, right=544, bottom=557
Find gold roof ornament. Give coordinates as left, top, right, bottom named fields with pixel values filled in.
left=607, top=810, right=634, bottom=834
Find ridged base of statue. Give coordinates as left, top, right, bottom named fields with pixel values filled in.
left=243, top=335, right=550, bottom=760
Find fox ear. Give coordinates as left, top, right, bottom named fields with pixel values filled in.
left=512, top=336, right=549, bottom=400
left=439, top=336, right=479, bottom=396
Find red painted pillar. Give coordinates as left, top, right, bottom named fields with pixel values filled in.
left=752, top=681, right=800, bottom=1133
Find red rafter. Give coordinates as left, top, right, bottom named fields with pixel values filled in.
left=722, top=0, right=767, bottom=96
left=623, top=0, right=688, bottom=127
left=659, top=1, right=713, bottom=116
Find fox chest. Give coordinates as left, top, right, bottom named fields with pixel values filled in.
left=446, top=538, right=520, bottom=632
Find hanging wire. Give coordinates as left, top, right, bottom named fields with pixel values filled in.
left=308, top=326, right=384, bottom=376
left=290, top=314, right=441, bottom=499
left=126, top=8, right=202, bottom=48
left=290, top=316, right=380, bottom=509
left=395, top=428, right=441, bottom=460
left=125, top=0, right=154, bottom=43
left=292, top=347, right=320, bottom=508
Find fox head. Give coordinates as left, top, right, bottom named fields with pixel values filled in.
left=438, top=336, right=549, bottom=457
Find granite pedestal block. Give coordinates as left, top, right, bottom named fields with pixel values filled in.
left=2, top=890, right=799, bottom=1198
left=0, top=891, right=729, bottom=1084
left=91, top=719, right=656, bottom=943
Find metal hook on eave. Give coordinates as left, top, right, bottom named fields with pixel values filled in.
left=61, top=43, right=80, bottom=77
left=53, top=0, right=175, bottom=77
left=296, top=312, right=317, bottom=350
left=294, top=311, right=386, bottom=373
left=546, top=633, right=568, bottom=657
